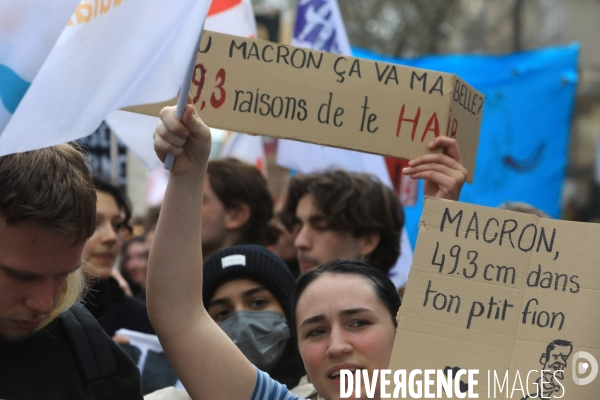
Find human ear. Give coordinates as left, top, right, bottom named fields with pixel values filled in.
left=224, top=204, right=251, bottom=230
left=358, top=231, right=381, bottom=257
left=539, top=353, right=547, bottom=366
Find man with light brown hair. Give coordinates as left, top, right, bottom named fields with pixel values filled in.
left=0, top=145, right=143, bottom=399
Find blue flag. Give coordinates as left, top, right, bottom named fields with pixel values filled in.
left=353, top=44, right=580, bottom=247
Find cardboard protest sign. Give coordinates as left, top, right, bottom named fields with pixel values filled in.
left=390, top=197, right=600, bottom=398
left=127, top=31, right=483, bottom=182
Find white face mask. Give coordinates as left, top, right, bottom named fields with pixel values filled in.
left=218, top=310, right=291, bottom=372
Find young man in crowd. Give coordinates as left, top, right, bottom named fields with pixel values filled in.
left=141, top=158, right=276, bottom=260
left=0, top=145, right=143, bottom=399
left=201, top=158, right=278, bottom=259
left=280, top=136, right=467, bottom=275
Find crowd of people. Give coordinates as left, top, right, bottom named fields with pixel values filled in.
left=1, top=98, right=486, bottom=400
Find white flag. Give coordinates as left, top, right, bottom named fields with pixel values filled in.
left=276, top=140, right=392, bottom=185
left=0, top=0, right=212, bottom=156
left=0, top=0, right=81, bottom=132
left=205, top=0, right=257, bottom=38
left=106, top=0, right=258, bottom=170
left=135, top=0, right=259, bottom=206
left=277, top=0, right=413, bottom=288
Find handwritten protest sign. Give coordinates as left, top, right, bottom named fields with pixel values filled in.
left=390, top=197, right=600, bottom=398
left=127, top=31, right=483, bottom=182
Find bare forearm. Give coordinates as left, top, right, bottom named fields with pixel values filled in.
left=147, top=166, right=207, bottom=333
left=148, top=104, right=257, bottom=399
left=146, top=164, right=257, bottom=399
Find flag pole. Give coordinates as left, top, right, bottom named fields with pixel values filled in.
left=164, top=22, right=206, bottom=171
left=110, top=129, right=119, bottom=181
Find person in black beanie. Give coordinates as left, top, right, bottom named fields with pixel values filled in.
left=203, top=244, right=305, bottom=388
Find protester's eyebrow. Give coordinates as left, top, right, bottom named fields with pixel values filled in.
left=242, top=286, right=267, bottom=298
left=208, top=298, right=231, bottom=308
left=1, top=263, right=81, bottom=278
left=0, top=264, right=31, bottom=276
left=308, top=215, right=329, bottom=225
left=300, top=314, right=325, bottom=328
left=339, top=308, right=372, bottom=317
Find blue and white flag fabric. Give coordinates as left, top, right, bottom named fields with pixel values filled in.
left=0, top=0, right=211, bottom=157
left=0, top=0, right=80, bottom=133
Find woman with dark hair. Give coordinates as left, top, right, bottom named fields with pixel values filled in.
left=119, top=235, right=150, bottom=299
left=83, top=177, right=154, bottom=337
left=289, top=260, right=400, bottom=399
left=147, top=102, right=416, bottom=399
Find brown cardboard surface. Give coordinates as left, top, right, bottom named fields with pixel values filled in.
left=391, top=197, right=600, bottom=398
left=126, top=31, right=483, bottom=182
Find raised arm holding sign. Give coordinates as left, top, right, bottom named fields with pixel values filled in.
left=148, top=86, right=472, bottom=400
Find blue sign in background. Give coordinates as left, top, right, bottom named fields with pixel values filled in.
left=353, top=44, right=580, bottom=247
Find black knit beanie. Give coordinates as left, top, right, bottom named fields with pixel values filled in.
left=203, top=245, right=297, bottom=319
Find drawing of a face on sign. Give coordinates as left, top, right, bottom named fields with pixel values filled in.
left=522, top=339, right=573, bottom=400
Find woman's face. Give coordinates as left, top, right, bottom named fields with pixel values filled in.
left=124, top=241, right=149, bottom=286
left=207, top=278, right=285, bottom=323
left=83, top=191, right=124, bottom=280
left=295, top=274, right=396, bottom=400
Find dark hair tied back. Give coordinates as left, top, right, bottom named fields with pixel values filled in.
left=289, top=259, right=401, bottom=342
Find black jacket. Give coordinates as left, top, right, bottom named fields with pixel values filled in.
left=0, top=309, right=143, bottom=399
left=84, top=277, right=154, bottom=337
